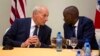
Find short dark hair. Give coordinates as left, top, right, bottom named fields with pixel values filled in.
left=63, top=6, right=79, bottom=18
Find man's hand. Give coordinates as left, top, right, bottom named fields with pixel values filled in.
left=29, top=35, right=41, bottom=47
left=21, top=39, right=31, bottom=48
left=21, top=35, right=41, bottom=48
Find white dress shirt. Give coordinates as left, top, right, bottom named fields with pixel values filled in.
left=29, top=18, right=39, bottom=36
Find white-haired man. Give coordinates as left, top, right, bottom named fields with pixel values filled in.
left=3, top=6, right=52, bottom=48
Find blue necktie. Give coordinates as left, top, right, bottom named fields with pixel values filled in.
left=33, top=25, right=38, bottom=35
left=72, top=26, right=76, bottom=37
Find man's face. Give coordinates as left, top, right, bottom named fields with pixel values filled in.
left=63, top=6, right=79, bottom=25
left=64, top=13, right=76, bottom=25
left=33, top=9, right=49, bottom=26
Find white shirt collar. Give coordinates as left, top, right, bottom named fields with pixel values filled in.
left=74, top=19, right=79, bottom=27
left=31, top=18, right=36, bottom=27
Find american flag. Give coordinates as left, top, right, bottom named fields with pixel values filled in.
left=95, top=0, right=100, bottom=29
left=10, top=0, right=26, bottom=24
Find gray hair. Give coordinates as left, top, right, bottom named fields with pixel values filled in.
left=32, top=5, right=47, bottom=14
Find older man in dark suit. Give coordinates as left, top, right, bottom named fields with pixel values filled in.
left=3, top=6, right=52, bottom=48
left=63, top=6, right=98, bottom=49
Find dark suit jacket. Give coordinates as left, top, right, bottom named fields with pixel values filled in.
left=3, top=18, right=52, bottom=48
left=64, top=16, right=99, bottom=49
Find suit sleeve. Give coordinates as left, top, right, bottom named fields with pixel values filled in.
left=77, top=19, right=95, bottom=48
left=3, top=19, right=22, bottom=47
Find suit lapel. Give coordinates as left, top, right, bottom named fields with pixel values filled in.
left=67, top=25, right=74, bottom=38
left=25, top=18, right=31, bottom=38
left=69, top=26, right=75, bottom=37
left=38, top=26, right=44, bottom=41
left=77, top=17, right=82, bottom=39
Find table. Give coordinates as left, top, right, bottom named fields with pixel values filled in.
left=0, top=47, right=99, bottom=56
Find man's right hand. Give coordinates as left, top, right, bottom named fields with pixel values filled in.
left=21, top=37, right=32, bottom=48
left=21, top=36, right=41, bottom=48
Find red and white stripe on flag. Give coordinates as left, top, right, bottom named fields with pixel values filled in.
left=10, top=0, right=26, bottom=24
left=95, top=0, right=100, bottom=29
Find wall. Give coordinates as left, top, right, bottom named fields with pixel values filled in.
left=0, top=0, right=99, bottom=46
left=0, top=0, right=11, bottom=45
